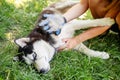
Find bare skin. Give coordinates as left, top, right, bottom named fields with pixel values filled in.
left=59, top=0, right=120, bottom=50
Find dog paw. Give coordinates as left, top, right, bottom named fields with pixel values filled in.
left=92, top=51, right=109, bottom=59
left=88, top=51, right=110, bottom=59
left=96, top=51, right=110, bottom=59
left=100, top=17, right=115, bottom=26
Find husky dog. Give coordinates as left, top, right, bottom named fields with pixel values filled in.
left=13, top=1, right=115, bottom=73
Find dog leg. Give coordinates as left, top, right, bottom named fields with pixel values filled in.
left=58, top=18, right=112, bottom=59
left=66, top=17, right=115, bottom=30
left=74, top=43, right=109, bottom=59
left=59, top=27, right=110, bottom=59
left=59, top=18, right=114, bottom=39
left=63, top=18, right=115, bottom=30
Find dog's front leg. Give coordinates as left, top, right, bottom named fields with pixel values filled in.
left=65, top=17, right=115, bottom=30
left=56, top=23, right=76, bottom=49
left=74, top=43, right=109, bottom=59
left=59, top=17, right=114, bottom=39
left=58, top=23, right=75, bottom=39
left=58, top=18, right=112, bottom=59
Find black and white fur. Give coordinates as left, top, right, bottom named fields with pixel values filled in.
left=13, top=1, right=115, bottom=73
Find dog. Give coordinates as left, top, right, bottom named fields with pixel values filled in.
left=13, top=1, right=115, bottom=73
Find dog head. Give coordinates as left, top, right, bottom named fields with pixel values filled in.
left=13, top=10, right=64, bottom=73
left=13, top=10, right=65, bottom=73
left=13, top=1, right=78, bottom=73
left=14, top=37, right=55, bottom=73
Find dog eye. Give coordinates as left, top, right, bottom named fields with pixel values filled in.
left=32, top=52, right=37, bottom=61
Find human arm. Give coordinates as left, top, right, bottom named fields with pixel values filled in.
left=63, top=0, right=89, bottom=22
left=62, top=26, right=110, bottom=50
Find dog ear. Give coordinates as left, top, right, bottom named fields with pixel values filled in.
left=14, top=38, right=30, bottom=48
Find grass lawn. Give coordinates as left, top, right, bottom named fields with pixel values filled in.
left=0, top=0, right=120, bottom=80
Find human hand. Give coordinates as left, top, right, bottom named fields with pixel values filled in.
left=58, top=37, right=79, bottom=51
left=38, top=14, right=66, bottom=35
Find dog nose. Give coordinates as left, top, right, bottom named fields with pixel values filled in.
left=40, top=69, right=46, bottom=73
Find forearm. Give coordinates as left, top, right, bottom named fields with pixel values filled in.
left=75, top=26, right=111, bottom=43
left=63, top=0, right=88, bottom=22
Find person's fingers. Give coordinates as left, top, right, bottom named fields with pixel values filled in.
left=58, top=45, right=66, bottom=51
left=39, top=20, right=49, bottom=26
left=43, top=25, right=50, bottom=30
left=58, top=38, right=73, bottom=51
left=58, top=47, right=64, bottom=51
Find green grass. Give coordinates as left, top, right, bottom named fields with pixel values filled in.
left=0, top=0, right=120, bottom=80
